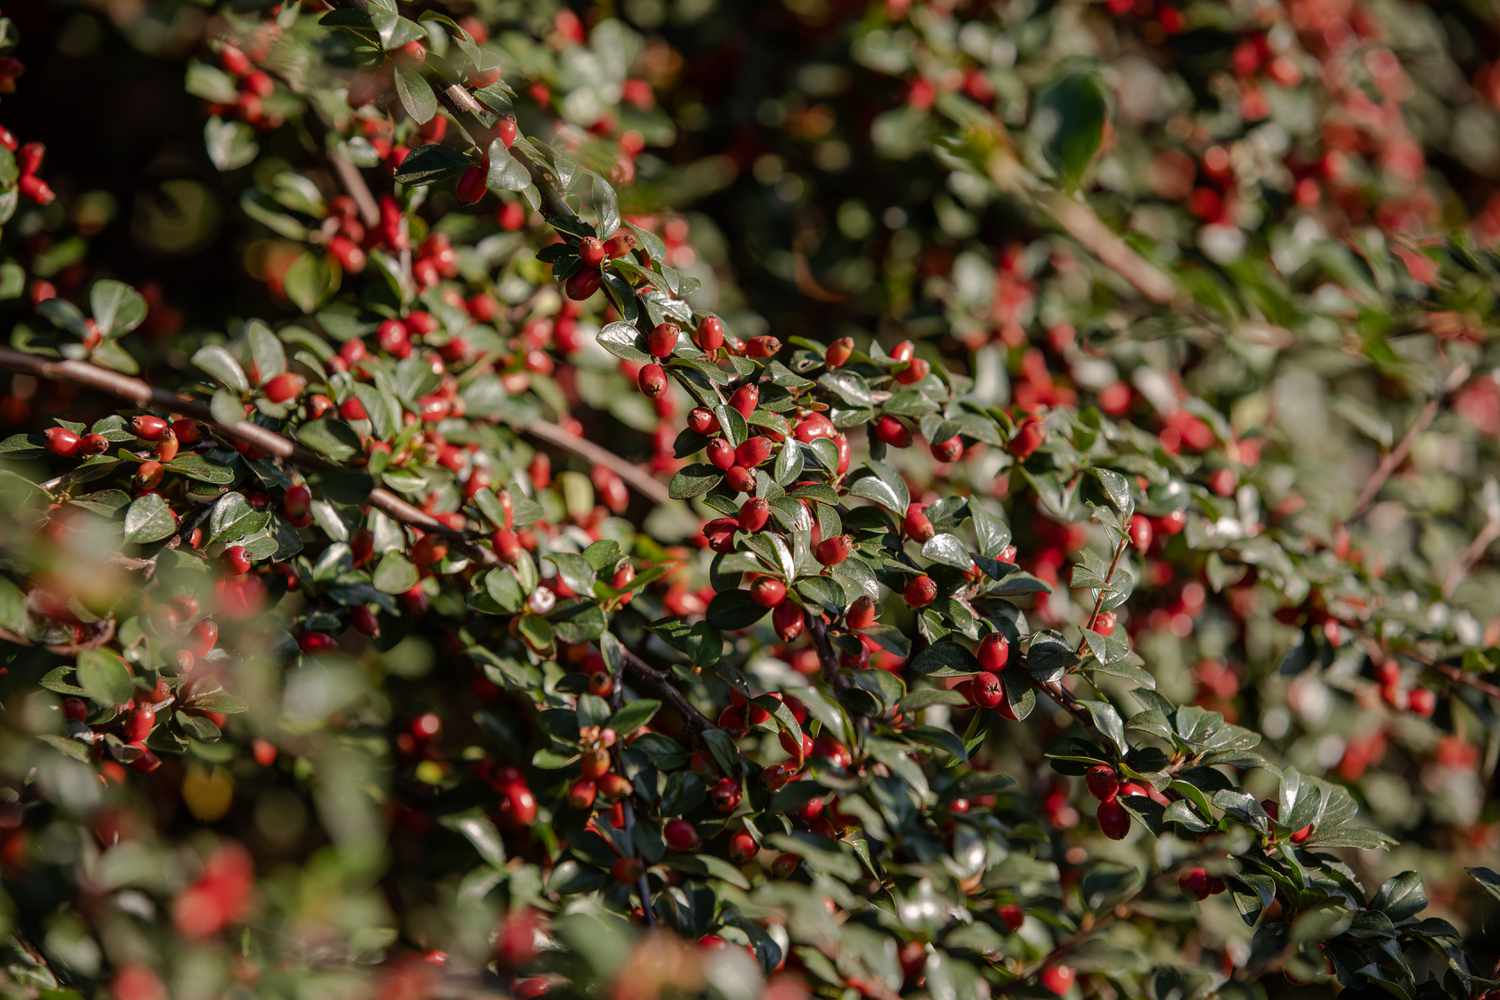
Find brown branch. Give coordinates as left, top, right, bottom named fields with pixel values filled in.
left=0, top=347, right=467, bottom=540
left=1040, top=191, right=1179, bottom=306
left=1441, top=514, right=1500, bottom=598
left=0, top=617, right=115, bottom=655
left=1347, top=363, right=1471, bottom=521
left=615, top=645, right=714, bottom=738
left=328, top=142, right=380, bottom=229
left=523, top=420, right=670, bottom=506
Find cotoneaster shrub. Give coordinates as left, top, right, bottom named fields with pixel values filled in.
left=1, top=2, right=1499, bottom=999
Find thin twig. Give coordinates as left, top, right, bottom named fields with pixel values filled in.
left=525, top=421, right=669, bottom=506
left=328, top=142, right=380, bottom=229
left=0, top=347, right=459, bottom=539
left=614, top=645, right=714, bottom=738
left=1441, top=515, right=1500, bottom=598
left=1348, top=364, right=1471, bottom=521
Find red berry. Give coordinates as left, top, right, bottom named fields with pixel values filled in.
left=725, top=465, right=755, bottom=494
left=1178, top=867, right=1212, bottom=900
left=895, top=357, right=929, bottom=384
left=931, top=435, right=964, bottom=462
left=125, top=704, right=156, bottom=743
left=663, top=818, right=699, bottom=851
left=873, top=415, right=912, bottom=448
left=1408, top=687, right=1435, bottom=717
left=564, top=268, right=601, bottom=300
left=707, top=438, right=735, bottom=471
left=1084, top=764, right=1118, bottom=802
left=750, top=577, right=787, bottom=608
left=1290, top=824, right=1313, bottom=844
left=495, top=116, right=519, bottom=149
left=223, top=545, right=252, bottom=575
left=738, top=498, right=770, bottom=533
left=825, top=337, right=853, bottom=368
left=1040, top=963, right=1075, bottom=997
left=729, top=384, right=759, bottom=418
left=773, top=601, right=805, bottom=640
left=611, top=857, right=643, bottom=884
left=695, top=316, right=725, bottom=353
left=1128, top=513, right=1153, bottom=552
left=794, top=413, right=836, bottom=443
left=131, top=415, right=169, bottom=440
left=578, top=237, right=606, bottom=267
left=687, top=408, right=716, bottom=434
left=847, top=595, right=877, bottom=629
left=1011, top=416, right=1044, bottom=459
left=646, top=322, right=680, bottom=359
left=997, top=904, right=1024, bottom=931
left=729, top=831, right=757, bottom=863
left=1097, top=798, right=1130, bottom=839
left=736, top=436, right=773, bottom=468
left=814, top=535, right=851, bottom=567
left=904, top=574, right=937, bottom=608
left=964, top=672, right=1003, bottom=709
left=903, top=503, right=934, bottom=542
left=637, top=363, right=668, bottom=397
left=44, top=427, right=81, bottom=456
left=977, top=633, right=1010, bottom=672
left=263, top=372, right=305, bottom=404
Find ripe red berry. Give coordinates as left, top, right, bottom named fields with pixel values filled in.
left=977, top=633, right=1010, bottom=672
left=735, top=436, right=772, bottom=467
left=1178, top=867, right=1212, bottom=900
left=738, top=498, right=770, bottom=533
left=750, top=577, right=787, bottom=608
left=44, top=427, right=81, bottom=456
left=1084, top=764, right=1119, bottom=802
left=564, top=267, right=601, bottom=300
left=125, top=704, right=156, bottom=743
left=904, top=574, right=937, bottom=608
left=964, top=672, right=1003, bottom=709
left=903, top=503, right=934, bottom=542
left=79, top=433, right=110, bottom=456
left=873, top=415, right=912, bottom=448
left=1040, top=963, right=1075, bottom=997
left=997, top=904, right=1024, bottom=931
left=825, top=337, right=854, bottom=368
left=1010, top=416, right=1045, bottom=459
left=1097, top=798, right=1130, bottom=840
left=931, top=435, right=964, bottom=462
left=710, top=777, right=742, bottom=814
left=773, top=601, right=804, bottom=640
left=687, top=407, right=716, bottom=434
left=725, top=466, right=755, bottom=494
left=706, top=438, right=735, bottom=470
left=263, top=372, right=305, bottom=404
left=131, top=415, right=169, bottom=440
left=847, top=595, right=877, bottom=629
left=729, top=384, right=759, bottom=418
left=223, top=545, right=252, bottom=575
left=611, top=857, right=643, bottom=884
left=1408, top=687, right=1435, bottom=717
left=495, top=116, right=519, bottom=149
left=695, top=316, right=725, bottom=353
left=1129, top=513, right=1153, bottom=552
left=1290, top=824, right=1313, bottom=844
left=729, top=830, right=757, bottom=863
left=637, top=363, right=668, bottom=397
left=646, top=322, right=679, bottom=359
left=663, top=818, right=699, bottom=852
left=578, top=236, right=606, bottom=267
left=895, top=357, right=929, bottom=384
left=814, top=535, right=851, bottom=567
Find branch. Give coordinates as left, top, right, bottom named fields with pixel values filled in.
left=524, top=420, right=670, bottom=506
left=614, top=644, right=714, bottom=738
left=328, top=140, right=380, bottom=229
left=0, top=347, right=469, bottom=541
left=1348, top=363, right=1471, bottom=521
left=1441, top=512, right=1500, bottom=598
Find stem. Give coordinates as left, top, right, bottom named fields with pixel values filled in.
left=328, top=142, right=380, bottom=229
left=614, top=644, right=715, bottom=738
left=1347, top=363, right=1471, bottom=522
left=1441, top=514, right=1500, bottom=598
left=0, top=347, right=462, bottom=540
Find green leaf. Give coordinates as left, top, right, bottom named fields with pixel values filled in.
left=921, top=533, right=970, bottom=569
left=395, top=143, right=469, bottom=186
left=1031, top=69, right=1108, bottom=190
left=123, top=493, right=176, bottom=544
left=393, top=63, right=437, bottom=124
left=246, top=321, right=286, bottom=380
left=597, top=321, right=650, bottom=363
left=192, top=345, right=250, bottom=394
left=1371, top=871, right=1427, bottom=923
left=373, top=551, right=419, bottom=594
left=547, top=553, right=597, bottom=595
left=286, top=251, right=341, bottom=313
left=0, top=575, right=27, bottom=633
left=77, top=649, right=134, bottom=706
left=205, top=117, right=258, bottom=171
left=298, top=419, right=361, bottom=462
left=606, top=699, right=661, bottom=737
left=707, top=589, right=770, bottom=630
left=1468, top=867, right=1500, bottom=904
left=90, top=280, right=146, bottom=338
left=1079, top=699, right=1127, bottom=756
left=668, top=464, right=722, bottom=500
left=438, top=810, right=506, bottom=868
left=486, top=140, right=532, bottom=192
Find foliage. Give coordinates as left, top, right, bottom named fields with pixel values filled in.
left=1, top=2, right=1500, bottom=999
